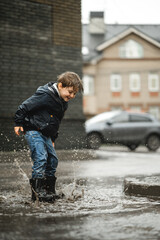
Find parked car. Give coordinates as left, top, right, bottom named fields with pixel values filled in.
left=85, top=111, right=160, bottom=151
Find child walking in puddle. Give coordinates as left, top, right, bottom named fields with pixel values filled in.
left=14, top=72, right=83, bottom=202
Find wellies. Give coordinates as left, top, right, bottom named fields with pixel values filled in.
left=29, top=178, right=56, bottom=202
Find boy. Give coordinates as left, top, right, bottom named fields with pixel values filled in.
left=14, top=72, right=83, bottom=202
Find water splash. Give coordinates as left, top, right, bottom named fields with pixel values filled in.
left=59, top=182, right=84, bottom=202
left=14, top=158, right=29, bottom=182
left=0, top=195, right=7, bottom=202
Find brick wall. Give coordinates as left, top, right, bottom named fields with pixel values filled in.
left=0, top=0, right=86, bottom=151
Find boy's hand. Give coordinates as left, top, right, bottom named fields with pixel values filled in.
left=52, top=142, right=55, bottom=148
left=14, top=126, right=24, bottom=136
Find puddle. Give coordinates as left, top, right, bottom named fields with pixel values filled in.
left=1, top=151, right=160, bottom=240
left=1, top=175, right=160, bottom=217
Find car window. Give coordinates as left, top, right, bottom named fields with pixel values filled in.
left=112, top=113, right=129, bottom=123
left=86, top=111, right=121, bottom=125
left=130, top=114, right=152, bottom=122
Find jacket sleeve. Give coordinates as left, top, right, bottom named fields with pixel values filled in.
left=14, top=92, right=49, bottom=126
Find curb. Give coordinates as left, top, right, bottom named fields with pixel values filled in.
left=124, top=176, right=160, bottom=198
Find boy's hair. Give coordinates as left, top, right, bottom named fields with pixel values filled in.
left=57, top=72, right=83, bottom=92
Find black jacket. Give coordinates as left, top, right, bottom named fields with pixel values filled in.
left=14, top=82, right=68, bottom=141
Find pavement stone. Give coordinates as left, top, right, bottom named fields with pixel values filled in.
left=124, top=176, right=160, bottom=198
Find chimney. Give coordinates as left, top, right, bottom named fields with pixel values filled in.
left=89, top=12, right=105, bottom=34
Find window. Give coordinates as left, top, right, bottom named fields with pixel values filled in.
left=148, top=74, right=159, bottom=92
left=83, top=75, right=94, bottom=95
left=119, top=39, right=143, bottom=58
left=110, top=74, right=122, bottom=92
left=149, top=106, right=160, bottom=120
left=130, top=114, right=151, bottom=122
left=129, top=73, right=141, bottom=92
left=129, top=106, right=141, bottom=112
left=111, top=106, right=122, bottom=111
left=112, top=112, right=129, bottom=123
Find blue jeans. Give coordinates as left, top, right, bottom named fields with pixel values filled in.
left=25, top=131, right=58, bottom=178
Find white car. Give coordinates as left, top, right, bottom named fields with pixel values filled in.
left=85, top=111, right=160, bottom=151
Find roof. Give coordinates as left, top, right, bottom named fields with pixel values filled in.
left=82, top=24, right=160, bottom=63
left=96, top=27, right=160, bottom=51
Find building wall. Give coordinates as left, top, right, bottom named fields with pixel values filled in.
left=83, top=34, right=160, bottom=119
left=0, top=0, right=86, bottom=151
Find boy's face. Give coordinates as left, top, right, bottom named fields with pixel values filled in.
left=58, top=83, right=77, bottom=102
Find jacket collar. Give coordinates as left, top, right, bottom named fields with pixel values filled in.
left=53, top=83, right=60, bottom=97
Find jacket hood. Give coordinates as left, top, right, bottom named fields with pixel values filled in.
left=36, top=82, right=59, bottom=99
left=36, top=82, right=68, bottom=106
left=36, top=82, right=55, bottom=95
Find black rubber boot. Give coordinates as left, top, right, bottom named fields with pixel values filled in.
left=29, top=178, right=53, bottom=202
left=29, top=178, right=36, bottom=201
left=45, top=176, right=57, bottom=201
left=46, top=176, right=56, bottom=194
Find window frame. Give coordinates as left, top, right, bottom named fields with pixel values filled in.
left=110, top=74, right=122, bottom=92
left=82, top=74, right=94, bottom=96
left=129, top=73, right=141, bottom=92
left=119, top=39, right=144, bottom=59
left=148, top=74, right=159, bottom=92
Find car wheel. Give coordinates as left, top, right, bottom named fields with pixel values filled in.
left=87, top=133, right=102, bottom=149
left=146, top=134, right=160, bottom=151
left=127, top=144, right=138, bottom=151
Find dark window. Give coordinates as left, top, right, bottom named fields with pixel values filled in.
left=130, top=114, right=151, bottom=122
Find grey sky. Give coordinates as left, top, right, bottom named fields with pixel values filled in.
left=82, top=0, right=160, bottom=24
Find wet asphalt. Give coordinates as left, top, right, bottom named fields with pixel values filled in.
left=0, top=146, right=160, bottom=240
